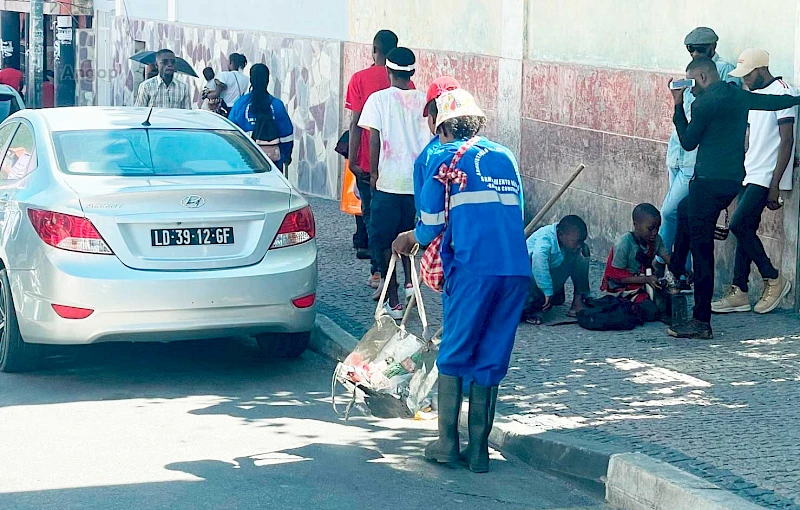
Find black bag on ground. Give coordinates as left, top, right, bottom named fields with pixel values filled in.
left=577, top=296, right=643, bottom=331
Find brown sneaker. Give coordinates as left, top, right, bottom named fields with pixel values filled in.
left=754, top=276, right=791, bottom=314
left=711, top=286, right=751, bottom=313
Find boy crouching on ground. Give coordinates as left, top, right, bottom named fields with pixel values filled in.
left=523, top=215, right=590, bottom=325
left=600, top=203, right=669, bottom=321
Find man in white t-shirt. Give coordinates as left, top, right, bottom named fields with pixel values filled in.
left=358, top=47, right=430, bottom=318
left=212, top=53, right=250, bottom=112
left=713, top=48, right=796, bottom=315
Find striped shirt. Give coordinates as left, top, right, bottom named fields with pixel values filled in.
left=135, top=76, right=191, bottom=109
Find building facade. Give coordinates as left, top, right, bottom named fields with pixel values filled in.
left=0, top=0, right=94, bottom=107
left=15, top=0, right=800, bottom=307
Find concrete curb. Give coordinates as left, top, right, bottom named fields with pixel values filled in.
left=310, top=314, right=358, bottom=363
left=473, top=412, right=623, bottom=495
left=606, top=453, right=764, bottom=510
left=311, top=313, right=762, bottom=510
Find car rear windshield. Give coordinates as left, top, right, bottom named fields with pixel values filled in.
left=52, top=129, right=270, bottom=176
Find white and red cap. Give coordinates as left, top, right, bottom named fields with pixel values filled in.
left=435, top=88, right=485, bottom=129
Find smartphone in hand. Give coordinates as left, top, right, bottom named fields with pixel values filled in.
left=670, top=79, right=696, bottom=90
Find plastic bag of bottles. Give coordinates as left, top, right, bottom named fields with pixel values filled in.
left=333, top=254, right=439, bottom=419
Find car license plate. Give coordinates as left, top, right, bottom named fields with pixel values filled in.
left=151, top=227, right=234, bottom=246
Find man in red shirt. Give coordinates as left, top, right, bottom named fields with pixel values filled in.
left=0, top=60, right=24, bottom=93
left=346, top=30, right=399, bottom=288
left=42, top=71, right=55, bottom=108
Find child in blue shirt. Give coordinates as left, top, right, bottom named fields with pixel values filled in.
left=523, top=215, right=590, bottom=325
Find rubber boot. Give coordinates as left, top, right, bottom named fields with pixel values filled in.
left=463, top=384, right=498, bottom=473
left=424, top=374, right=463, bottom=463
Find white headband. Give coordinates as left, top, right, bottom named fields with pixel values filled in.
left=386, top=60, right=415, bottom=72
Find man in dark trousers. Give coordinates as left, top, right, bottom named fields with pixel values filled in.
left=345, top=30, right=399, bottom=287
left=667, top=56, right=800, bottom=339
left=712, top=49, right=796, bottom=315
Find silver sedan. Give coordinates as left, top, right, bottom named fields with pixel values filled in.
left=0, top=107, right=317, bottom=372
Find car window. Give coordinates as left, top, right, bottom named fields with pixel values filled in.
left=0, top=123, right=35, bottom=181
left=0, top=124, right=17, bottom=164
left=0, top=94, right=20, bottom=123
left=52, top=129, right=271, bottom=176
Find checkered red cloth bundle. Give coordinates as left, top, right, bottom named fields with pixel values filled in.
left=420, top=136, right=481, bottom=292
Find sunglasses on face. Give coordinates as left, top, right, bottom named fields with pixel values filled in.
left=159, top=58, right=176, bottom=65
left=686, top=45, right=710, bottom=54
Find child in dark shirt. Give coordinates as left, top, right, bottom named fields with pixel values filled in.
left=601, top=203, right=671, bottom=321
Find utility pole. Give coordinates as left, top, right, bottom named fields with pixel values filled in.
left=54, top=15, right=75, bottom=107
left=27, top=0, right=44, bottom=109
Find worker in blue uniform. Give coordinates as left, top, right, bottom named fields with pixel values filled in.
left=392, top=89, right=530, bottom=473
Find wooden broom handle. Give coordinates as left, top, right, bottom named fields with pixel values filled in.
left=524, top=164, right=586, bottom=237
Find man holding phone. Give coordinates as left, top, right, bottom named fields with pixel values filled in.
left=667, top=57, right=800, bottom=339
left=659, top=27, right=738, bottom=278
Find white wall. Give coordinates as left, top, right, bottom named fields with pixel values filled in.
left=115, top=0, right=348, bottom=40
left=527, top=0, right=798, bottom=79
left=176, top=0, right=348, bottom=39
left=95, top=0, right=116, bottom=12
left=349, top=0, right=503, bottom=56
left=115, top=0, right=168, bottom=20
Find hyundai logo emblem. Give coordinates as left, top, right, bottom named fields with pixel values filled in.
left=181, top=195, right=205, bottom=208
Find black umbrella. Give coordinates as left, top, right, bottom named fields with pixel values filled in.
left=129, top=50, right=199, bottom=78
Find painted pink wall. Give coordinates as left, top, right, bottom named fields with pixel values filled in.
left=519, top=59, right=788, bottom=294
left=522, top=61, right=674, bottom=142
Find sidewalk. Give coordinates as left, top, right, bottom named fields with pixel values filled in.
left=311, top=195, right=800, bottom=509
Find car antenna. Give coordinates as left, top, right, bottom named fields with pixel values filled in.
left=142, top=107, right=154, bottom=127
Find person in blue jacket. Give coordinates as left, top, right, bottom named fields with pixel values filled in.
left=229, top=63, right=294, bottom=173
left=392, top=89, right=530, bottom=473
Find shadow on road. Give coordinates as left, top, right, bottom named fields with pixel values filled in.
left=0, top=337, right=606, bottom=510
left=0, top=336, right=314, bottom=406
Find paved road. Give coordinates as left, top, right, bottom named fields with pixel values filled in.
left=0, top=338, right=606, bottom=510
left=311, top=195, right=800, bottom=509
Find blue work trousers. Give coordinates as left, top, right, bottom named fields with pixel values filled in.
left=438, top=267, right=530, bottom=387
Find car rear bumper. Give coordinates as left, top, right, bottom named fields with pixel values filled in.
left=10, top=242, right=317, bottom=345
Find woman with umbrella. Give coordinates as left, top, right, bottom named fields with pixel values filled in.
left=228, top=63, right=294, bottom=175
left=133, top=49, right=192, bottom=110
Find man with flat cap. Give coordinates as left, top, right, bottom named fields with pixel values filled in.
left=665, top=54, right=800, bottom=339
left=658, top=27, right=739, bottom=280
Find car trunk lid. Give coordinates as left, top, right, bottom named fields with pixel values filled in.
left=62, top=173, right=291, bottom=271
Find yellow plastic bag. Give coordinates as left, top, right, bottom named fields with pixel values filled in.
left=340, top=160, right=362, bottom=216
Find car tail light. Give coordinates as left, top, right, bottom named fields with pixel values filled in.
left=270, top=206, right=315, bottom=249
left=292, top=293, right=316, bottom=309
left=28, top=209, right=113, bottom=255
left=52, top=304, right=94, bottom=319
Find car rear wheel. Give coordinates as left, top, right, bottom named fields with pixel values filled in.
left=255, top=332, right=310, bottom=358
left=0, top=269, right=40, bottom=372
